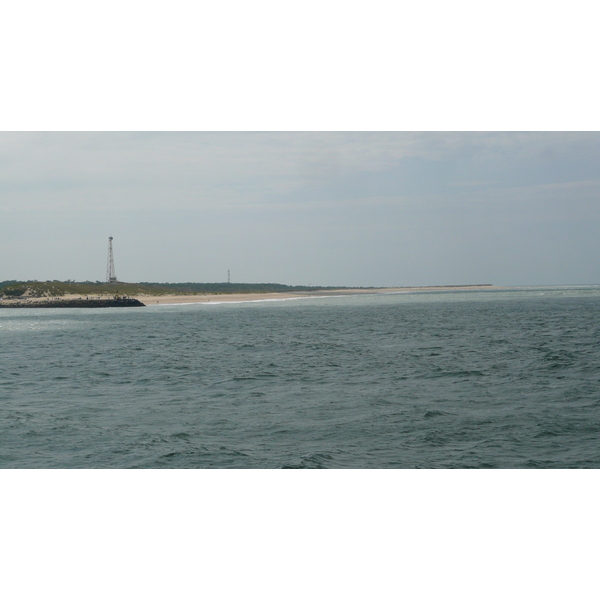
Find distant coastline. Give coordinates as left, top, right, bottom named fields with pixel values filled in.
left=0, top=280, right=495, bottom=307
left=135, top=285, right=497, bottom=305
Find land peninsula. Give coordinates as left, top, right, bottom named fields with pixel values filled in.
left=0, top=280, right=494, bottom=307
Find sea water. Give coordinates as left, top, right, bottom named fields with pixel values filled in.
left=2, top=286, right=600, bottom=468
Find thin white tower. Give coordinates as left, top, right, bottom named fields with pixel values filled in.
left=106, top=236, right=118, bottom=283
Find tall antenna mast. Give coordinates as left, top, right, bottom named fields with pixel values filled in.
left=106, top=236, right=117, bottom=283
left=228, top=269, right=230, bottom=284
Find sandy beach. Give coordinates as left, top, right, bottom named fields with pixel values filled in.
left=136, top=286, right=497, bottom=305
left=0, top=286, right=497, bottom=306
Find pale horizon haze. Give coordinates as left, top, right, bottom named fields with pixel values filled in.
left=2, top=131, right=599, bottom=287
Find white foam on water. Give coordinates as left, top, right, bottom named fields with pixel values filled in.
left=152, top=295, right=326, bottom=307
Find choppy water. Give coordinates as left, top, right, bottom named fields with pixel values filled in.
left=2, top=286, right=600, bottom=468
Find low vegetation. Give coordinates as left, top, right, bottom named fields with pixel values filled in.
left=0, top=280, right=345, bottom=298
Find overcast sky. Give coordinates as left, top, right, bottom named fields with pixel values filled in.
left=1, top=131, right=599, bottom=287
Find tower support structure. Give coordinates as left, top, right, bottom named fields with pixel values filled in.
left=106, top=236, right=118, bottom=283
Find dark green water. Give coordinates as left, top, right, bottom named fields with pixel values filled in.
left=2, top=287, right=600, bottom=468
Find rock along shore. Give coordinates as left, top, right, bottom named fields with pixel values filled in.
left=0, top=298, right=146, bottom=308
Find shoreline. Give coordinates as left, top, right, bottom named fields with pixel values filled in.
left=0, top=285, right=499, bottom=307
left=135, top=285, right=499, bottom=305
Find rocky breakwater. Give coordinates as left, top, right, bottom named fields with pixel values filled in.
left=0, top=298, right=146, bottom=308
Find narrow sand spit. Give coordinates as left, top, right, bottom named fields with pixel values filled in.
left=136, top=286, right=498, bottom=305
left=1, top=286, right=498, bottom=306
